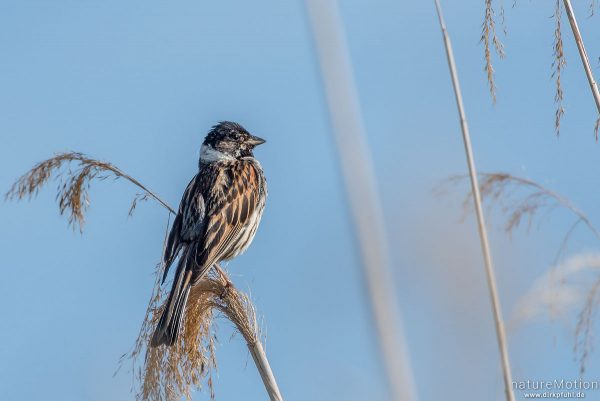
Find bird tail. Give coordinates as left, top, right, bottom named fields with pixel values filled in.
left=151, top=264, right=192, bottom=347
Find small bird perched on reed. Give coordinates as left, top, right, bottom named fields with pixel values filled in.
left=151, top=121, right=267, bottom=347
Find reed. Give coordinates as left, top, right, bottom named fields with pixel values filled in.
left=481, top=0, right=505, bottom=103
left=6, top=152, right=283, bottom=401
left=447, top=172, right=600, bottom=374
left=434, top=2, right=515, bottom=400
left=305, top=1, right=418, bottom=400
left=480, top=0, right=600, bottom=137
left=5, top=152, right=175, bottom=231
left=553, top=0, right=566, bottom=135
left=446, top=173, right=600, bottom=253
left=561, top=0, right=600, bottom=139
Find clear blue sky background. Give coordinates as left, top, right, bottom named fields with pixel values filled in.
left=2, top=1, right=600, bottom=400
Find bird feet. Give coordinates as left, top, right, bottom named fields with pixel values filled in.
left=214, top=264, right=233, bottom=299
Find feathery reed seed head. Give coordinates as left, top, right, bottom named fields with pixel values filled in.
left=481, top=0, right=506, bottom=103
left=553, top=0, right=566, bottom=135
left=6, top=152, right=175, bottom=231
left=131, top=266, right=260, bottom=401
left=8, top=153, right=270, bottom=401
left=444, top=173, right=600, bottom=373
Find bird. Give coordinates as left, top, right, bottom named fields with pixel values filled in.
left=151, top=121, right=267, bottom=347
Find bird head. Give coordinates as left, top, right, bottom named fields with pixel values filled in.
left=200, top=121, right=266, bottom=163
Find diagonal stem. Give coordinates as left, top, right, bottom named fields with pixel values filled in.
left=305, top=1, right=419, bottom=400
left=213, top=264, right=284, bottom=401
left=562, top=0, right=600, bottom=117
left=114, top=168, right=176, bottom=215
left=248, top=341, right=284, bottom=401
left=434, top=1, right=515, bottom=400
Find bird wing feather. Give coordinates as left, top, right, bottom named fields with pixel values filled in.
left=190, top=161, right=261, bottom=282
left=162, top=175, right=206, bottom=283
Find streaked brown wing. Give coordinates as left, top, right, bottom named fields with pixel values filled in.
left=161, top=175, right=205, bottom=283
left=191, top=161, right=261, bottom=281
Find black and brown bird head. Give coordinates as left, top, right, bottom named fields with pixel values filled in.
left=200, top=121, right=266, bottom=163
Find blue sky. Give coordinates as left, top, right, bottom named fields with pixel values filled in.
left=2, top=1, right=600, bottom=400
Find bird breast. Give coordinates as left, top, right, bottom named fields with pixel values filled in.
left=221, top=159, right=267, bottom=260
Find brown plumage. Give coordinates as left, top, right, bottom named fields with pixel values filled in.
left=151, top=122, right=267, bottom=347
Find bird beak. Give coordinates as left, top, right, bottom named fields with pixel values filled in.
left=247, top=135, right=266, bottom=146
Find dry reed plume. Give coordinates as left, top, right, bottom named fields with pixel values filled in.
left=480, top=1, right=600, bottom=137
left=512, top=252, right=600, bottom=374
left=575, top=275, right=600, bottom=374
left=552, top=0, right=566, bottom=135
left=5, top=152, right=175, bottom=231
left=446, top=172, right=600, bottom=373
left=131, top=264, right=263, bottom=401
left=446, top=172, right=600, bottom=262
left=6, top=152, right=282, bottom=401
left=481, top=0, right=505, bottom=103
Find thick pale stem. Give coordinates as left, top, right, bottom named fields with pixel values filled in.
left=562, top=0, right=600, bottom=115
left=305, top=1, right=419, bottom=401
left=248, top=341, right=284, bottom=401
left=434, top=1, right=515, bottom=401
left=213, top=265, right=284, bottom=401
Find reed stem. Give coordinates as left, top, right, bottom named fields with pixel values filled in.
left=562, top=0, right=600, bottom=128
left=434, top=1, right=515, bottom=400
left=248, top=341, right=284, bottom=401
left=7, top=153, right=283, bottom=401
left=305, top=1, right=419, bottom=400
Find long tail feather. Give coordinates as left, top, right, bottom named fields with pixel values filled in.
left=151, top=265, right=192, bottom=347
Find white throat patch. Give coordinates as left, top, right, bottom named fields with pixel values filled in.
left=200, top=144, right=235, bottom=163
